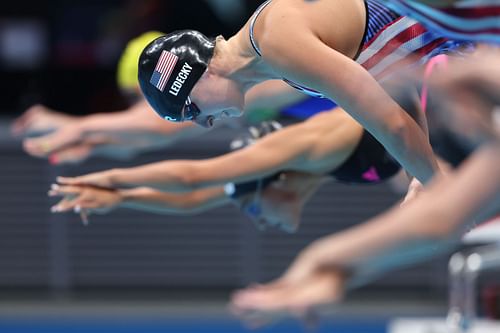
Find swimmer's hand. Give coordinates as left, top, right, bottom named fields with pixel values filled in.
left=230, top=245, right=346, bottom=328
left=49, top=184, right=122, bottom=216
left=23, top=124, right=97, bottom=160
left=57, top=170, right=117, bottom=189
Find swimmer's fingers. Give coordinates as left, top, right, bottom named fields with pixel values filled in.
left=51, top=196, right=98, bottom=214
left=57, top=175, right=86, bottom=186
left=50, top=200, right=91, bottom=226
left=56, top=170, right=114, bottom=188
left=49, top=185, right=98, bottom=212
left=24, top=126, right=120, bottom=162
left=51, top=196, right=84, bottom=213
left=48, top=184, right=85, bottom=198
left=11, top=108, right=37, bottom=136
left=230, top=283, right=309, bottom=328
left=229, top=293, right=288, bottom=329
left=23, top=125, right=84, bottom=157
left=48, top=144, right=94, bottom=165
left=46, top=133, right=122, bottom=165
left=50, top=184, right=122, bottom=217
left=11, top=104, right=51, bottom=136
left=231, top=271, right=342, bottom=328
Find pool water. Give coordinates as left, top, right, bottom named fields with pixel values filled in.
left=0, top=318, right=387, bottom=333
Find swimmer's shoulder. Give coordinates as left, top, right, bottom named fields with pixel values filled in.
left=256, top=0, right=364, bottom=59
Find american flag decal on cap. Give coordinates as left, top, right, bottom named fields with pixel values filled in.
left=150, top=50, right=179, bottom=92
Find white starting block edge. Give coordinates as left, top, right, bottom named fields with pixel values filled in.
left=389, top=318, right=500, bottom=333
left=463, top=218, right=500, bottom=244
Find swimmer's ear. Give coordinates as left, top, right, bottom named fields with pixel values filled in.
left=212, top=35, right=226, bottom=59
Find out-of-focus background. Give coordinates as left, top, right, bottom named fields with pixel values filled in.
left=0, top=1, right=498, bottom=332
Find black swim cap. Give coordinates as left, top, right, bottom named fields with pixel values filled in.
left=225, top=121, right=283, bottom=199
left=138, top=30, right=215, bottom=122
left=229, top=121, right=283, bottom=151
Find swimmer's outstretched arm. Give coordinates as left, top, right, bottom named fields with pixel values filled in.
left=259, top=10, right=440, bottom=184
left=21, top=81, right=304, bottom=164
left=297, top=147, right=499, bottom=285
left=231, top=144, right=500, bottom=320
left=23, top=100, right=206, bottom=161
left=57, top=109, right=362, bottom=192
left=49, top=185, right=229, bottom=216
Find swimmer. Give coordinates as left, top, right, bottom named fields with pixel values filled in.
left=137, top=0, right=466, bottom=184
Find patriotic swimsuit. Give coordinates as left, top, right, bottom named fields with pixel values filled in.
left=245, top=0, right=452, bottom=184
left=249, top=0, right=455, bottom=98
left=384, top=0, right=500, bottom=44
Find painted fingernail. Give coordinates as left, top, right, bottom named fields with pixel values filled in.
left=51, top=206, right=60, bottom=213
left=49, top=154, right=59, bottom=165
left=51, top=184, right=59, bottom=190
left=74, top=206, right=81, bottom=213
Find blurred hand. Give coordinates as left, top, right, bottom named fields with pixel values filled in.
left=11, top=104, right=77, bottom=137
left=23, top=123, right=88, bottom=158
left=230, top=265, right=345, bottom=328
left=49, top=184, right=122, bottom=216
left=230, top=240, right=347, bottom=328
left=23, top=126, right=173, bottom=165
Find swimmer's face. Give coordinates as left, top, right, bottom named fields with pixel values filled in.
left=188, top=71, right=244, bottom=128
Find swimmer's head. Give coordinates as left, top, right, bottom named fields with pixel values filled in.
left=225, top=121, right=284, bottom=224
left=117, top=31, right=164, bottom=97
left=139, top=30, right=244, bottom=128
left=226, top=121, right=283, bottom=201
left=229, top=120, right=283, bottom=151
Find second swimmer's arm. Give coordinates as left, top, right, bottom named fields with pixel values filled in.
left=51, top=185, right=230, bottom=216
left=76, top=114, right=328, bottom=191
left=119, top=186, right=230, bottom=215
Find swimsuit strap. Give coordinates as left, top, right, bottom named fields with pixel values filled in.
left=249, top=0, right=273, bottom=57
